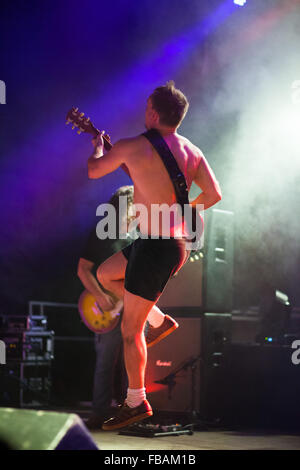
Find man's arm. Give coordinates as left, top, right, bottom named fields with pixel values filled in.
left=191, top=153, right=222, bottom=210
left=88, top=138, right=129, bottom=179
left=77, top=258, right=115, bottom=311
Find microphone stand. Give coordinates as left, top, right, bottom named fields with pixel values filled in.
left=155, top=354, right=205, bottom=429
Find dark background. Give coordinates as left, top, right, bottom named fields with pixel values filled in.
left=1, top=0, right=299, bottom=314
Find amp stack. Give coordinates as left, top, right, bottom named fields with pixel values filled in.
left=0, top=313, right=54, bottom=408
left=145, top=208, right=235, bottom=424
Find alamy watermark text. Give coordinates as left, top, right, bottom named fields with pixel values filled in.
left=95, top=197, right=204, bottom=250
left=0, top=340, right=6, bottom=364
left=0, top=80, right=6, bottom=104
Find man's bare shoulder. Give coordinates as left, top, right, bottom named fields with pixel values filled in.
left=114, top=135, right=145, bottom=151
left=176, top=133, right=204, bottom=159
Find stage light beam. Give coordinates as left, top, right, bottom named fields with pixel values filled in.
left=234, top=0, right=247, bottom=6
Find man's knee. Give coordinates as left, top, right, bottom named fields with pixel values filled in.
left=121, top=320, right=139, bottom=345
left=96, top=263, right=106, bottom=286
left=77, top=258, right=93, bottom=280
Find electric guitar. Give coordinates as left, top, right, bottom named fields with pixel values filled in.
left=66, top=107, right=112, bottom=147
left=65, top=106, right=132, bottom=177
left=78, top=290, right=123, bottom=334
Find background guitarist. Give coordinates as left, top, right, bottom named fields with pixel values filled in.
left=77, top=185, right=178, bottom=429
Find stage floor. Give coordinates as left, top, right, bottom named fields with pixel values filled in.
left=90, top=428, right=300, bottom=451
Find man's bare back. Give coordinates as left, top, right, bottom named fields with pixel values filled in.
left=88, top=130, right=221, bottom=237
left=116, top=133, right=201, bottom=237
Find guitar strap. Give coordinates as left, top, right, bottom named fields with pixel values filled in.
left=142, top=128, right=189, bottom=210
left=142, top=128, right=198, bottom=245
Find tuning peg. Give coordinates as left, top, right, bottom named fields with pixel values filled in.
left=77, top=129, right=82, bottom=135
left=72, top=125, right=75, bottom=130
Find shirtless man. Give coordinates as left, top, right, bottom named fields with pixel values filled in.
left=87, top=81, right=222, bottom=430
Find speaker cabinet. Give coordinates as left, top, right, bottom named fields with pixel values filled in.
left=145, top=312, right=232, bottom=421
left=146, top=316, right=202, bottom=414
left=222, top=343, right=300, bottom=428
left=51, top=337, right=95, bottom=406
left=157, top=209, right=234, bottom=313
left=0, top=408, right=98, bottom=450
left=28, top=304, right=96, bottom=407
left=0, top=361, right=51, bottom=408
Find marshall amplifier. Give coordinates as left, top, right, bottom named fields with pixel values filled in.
left=157, top=208, right=234, bottom=313
left=145, top=312, right=232, bottom=420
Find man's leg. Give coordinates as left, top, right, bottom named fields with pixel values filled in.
left=121, top=289, right=156, bottom=389
left=97, top=250, right=179, bottom=348
left=97, top=251, right=178, bottom=330
left=101, top=288, right=155, bottom=430
left=96, top=250, right=127, bottom=300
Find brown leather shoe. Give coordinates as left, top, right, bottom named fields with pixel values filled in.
left=146, top=315, right=179, bottom=348
left=102, top=400, right=153, bottom=431
left=85, top=414, right=105, bottom=430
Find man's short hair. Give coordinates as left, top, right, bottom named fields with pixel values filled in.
left=150, top=81, right=189, bottom=127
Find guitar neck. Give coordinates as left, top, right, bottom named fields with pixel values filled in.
left=91, top=128, right=113, bottom=151
left=66, top=106, right=129, bottom=172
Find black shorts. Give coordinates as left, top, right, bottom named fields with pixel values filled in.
left=122, top=236, right=189, bottom=302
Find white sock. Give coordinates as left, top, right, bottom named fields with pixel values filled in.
left=126, top=387, right=146, bottom=408
left=147, top=306, right=165, bottom=328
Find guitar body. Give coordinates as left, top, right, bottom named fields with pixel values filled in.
left=78, top=290, right=123, bottom=334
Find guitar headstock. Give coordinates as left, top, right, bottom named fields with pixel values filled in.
left=66, top=107, right=113, bottom=150
left=66, top=107, right=99, bottom=137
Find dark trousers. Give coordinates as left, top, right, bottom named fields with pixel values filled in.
left=92, top=320, right=127, bottom=418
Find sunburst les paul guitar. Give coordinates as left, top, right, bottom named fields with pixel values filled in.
left=78, top=290, right=123, bottom=334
